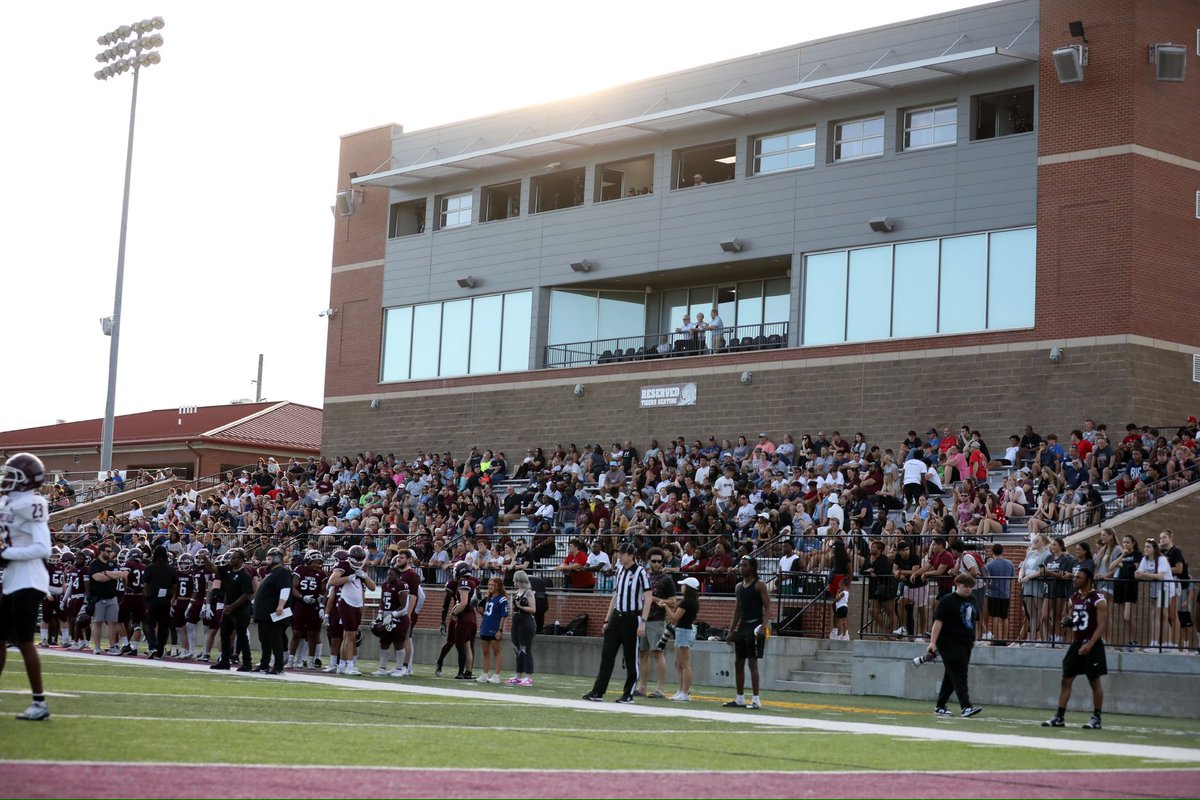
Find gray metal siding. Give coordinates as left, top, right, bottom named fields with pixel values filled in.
left=378, top=0, right=1040, bottom=311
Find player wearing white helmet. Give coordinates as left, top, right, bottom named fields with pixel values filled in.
left=0, top=452, right=53, bottom=720
left=170, top=553, right=196, bottom=658
left=39, top=547, right=66, bottom=648
left=328, top=544, right=376, bottom=675
left=287, top=549, right=326, bottom=670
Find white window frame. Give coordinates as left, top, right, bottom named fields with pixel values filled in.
left=438, top=191, right=473, bottom=230
left=833, top=115, right=885, bottom=163
left=752, top=127, right=816, bottom=176
left=903, top=103, right=957, bottom=151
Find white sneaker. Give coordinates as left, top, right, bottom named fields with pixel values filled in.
left=371, top=668, right=391, bottom=676
left=342, top=667, right=362, bottom=676
left=982, top=631, right=994, bottom=640
left=93, top=649, right=102, bottom=656
left=829, top=630, right=838, bottom=639
left=476, top=673, right=491, bottom=683
left=16, top=703, right=50, bottom=721
left=388, top=667, right=407, bottom=677
left=106, top=646, right=122, bottom=655
left=893, top=626, right=907, bottom=636
left=322, top=664, right=338, bottom=673
left=489, top=674, right=501, bottom=684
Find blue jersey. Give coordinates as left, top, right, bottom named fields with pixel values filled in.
left=479, top=594, right=509, bottom=637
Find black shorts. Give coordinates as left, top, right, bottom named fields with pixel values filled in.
left=1112, top=580, right=1138, bottom=605
left=733, top=625, right=764, bottom=661
left=1, top=589, right=46, bottom=643
left=903, top=484, right=925, bottom=503
left=1062, top=640, right=1107, bottom=680
left=987, top=597, right=1011, bottom=619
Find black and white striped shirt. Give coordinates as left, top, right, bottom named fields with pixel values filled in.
left=613, top=563, right=650, bottom=613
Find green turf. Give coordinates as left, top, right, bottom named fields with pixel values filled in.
left=1, top=655, right=1196, bottom=772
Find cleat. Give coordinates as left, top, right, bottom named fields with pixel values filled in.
left=1042, top=716, right=1065, bottom=728
left=749, top=699, right=762, bottom=709
left=312, top=658, right=322, bottom=669
left=342, top=667, right=362, bottom=676
left=322, top=664, right=338, bottom=673
left=582, top=693, right=604, bottom=702
left=434, top=667, right=443, bottom=677
left=648, top=690, right=665, bottom=698
left=236, top=664, right=253, bottom=672
left=615, top=695, right=634, bottom=704
left=1082, top=716, right=1102, bottom=730
left=16, top=703, right=50, bottom=721
left=371, top=668, right=391, bottom=676
left=723, top=700, right=745, bottom=708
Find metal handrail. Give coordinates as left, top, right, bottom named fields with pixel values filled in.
left=1052, top=468, right=1200, bottom=539
left=545, top=320, right=788, bottom=368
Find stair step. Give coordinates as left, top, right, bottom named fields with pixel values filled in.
left=776, top=679, right=853, bottom=695
left=787, top=669, right=852, bottom=685
left=799, top=657, right=852, bottom=673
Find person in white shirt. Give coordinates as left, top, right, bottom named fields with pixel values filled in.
left=826, top=493, right=846, bottom=528
left=0, top=453, right=53, bottom=721
left=713, top=467, right=736, bottom=510
left=902, top=450, right=929, bottom=513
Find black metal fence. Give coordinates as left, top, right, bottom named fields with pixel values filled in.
left=544, top=321, right=788, bottom=368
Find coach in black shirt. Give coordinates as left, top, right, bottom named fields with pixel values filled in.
left=212, top=549, right=254, bottom=671
left=583, top=543, right=650, bottom=704
left=252, top=548, right=292, bottom=674
left=142, top=547, right=177, bottom=659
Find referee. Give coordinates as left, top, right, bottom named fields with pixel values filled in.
left=584, top=543, right=651, bottom=704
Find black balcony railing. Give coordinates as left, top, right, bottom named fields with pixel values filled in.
left=544, top=321, right=788, bottom=369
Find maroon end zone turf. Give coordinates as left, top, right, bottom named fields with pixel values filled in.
left=2, top=764, right=1198, bottom=799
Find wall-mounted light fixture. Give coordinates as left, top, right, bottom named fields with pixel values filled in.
left=740, top=370, right=753, bottom=385
left=456, top=276, right=477, bottom=289
left=1049, top=347, right=1063, bottom=364
left=570, top=260, right=592, bottom=273
left=318, top=308, right=337, bottom=318
left=1052, top=45, right=1087, bottom=83
left=332, top=189, right=363, bottom=217
left=868, top=216, right=895, bottom=233
left=573, top=383, right=585, bottom=397
left=719, top=238, right=743, bottom=253
left=369, top=399, right=381, bottom=410
left=1151, top=44, right=1187, bottom=81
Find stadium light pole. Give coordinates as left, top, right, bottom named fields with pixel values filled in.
left=94, top=17, right=165, bottom=472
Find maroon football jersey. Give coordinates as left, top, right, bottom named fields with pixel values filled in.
left=49, top=564, right=66, bottom=591
left=189, top=565, right=212, bottom=600
left=455, top=575, right=480, bottom=619
left=122, top=559, right=145, bottom=596
left=379, top=579, right=410, bottom=615
left=294, top=564, right=325, bottom=602
left=68, top=565, right=86, bottom=594
left=176, top=569, right=193, bottom=601
left=1069, top=589, right=1105, bottom=642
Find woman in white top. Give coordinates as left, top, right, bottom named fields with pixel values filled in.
left=998, top=476, right=1029, bottom=520
left=1016, top=535, right=1051, bottom=645
left=1135, top=538, right=1175, bottom=651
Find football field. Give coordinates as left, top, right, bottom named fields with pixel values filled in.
left=1, top=650, right=1197, bottom=798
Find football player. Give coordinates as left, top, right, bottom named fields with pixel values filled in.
left=288, top=549, right=325, bottom=670
left=433, top=562, right=462, bottom=677
left=0, top=452, right=53, bottom=720
left=371, top=556, right=411, bottom=676
left=117, top=547, right=147, bottom=655
left=322, top=548, right=349, bottom=673
left=449, top=561, right=480, bottom=680
left=201, top=553, right=228, bottom=662
left=185, top=549, right=213, bottom=660
left=389, top=548, right=423, bottom=677
left=63, top=549, right=90, bottom=650
left=39, top=547, right=65, bottom=647
left=171, top=553, right=195, bottom=658
left=328, top=544, right=376, bottom=675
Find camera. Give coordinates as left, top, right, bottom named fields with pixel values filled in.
left=656, top=623, right=676, bottom=650
left=912, top=651, right=938, bottom=667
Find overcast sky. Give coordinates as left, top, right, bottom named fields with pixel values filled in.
left=0, top=0, right=987, bottom=433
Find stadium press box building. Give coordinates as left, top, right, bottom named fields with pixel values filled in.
left=321, top=0, right=1199, bottom=457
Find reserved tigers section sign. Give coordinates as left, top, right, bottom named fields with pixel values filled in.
left=639, top=382, right=697, bottom=408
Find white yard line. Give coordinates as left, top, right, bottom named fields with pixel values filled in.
left=0, top=759, right=1194, bottom=776
left=39, top=650, right=1200, bottom=763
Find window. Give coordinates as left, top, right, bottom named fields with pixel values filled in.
left=753, top=127, right=815, bottom=175
left=673, top=141, right=736, bottom=189
left=437, top=191, right=472, bottom=230
left=481, top=181, right=521, bottom=222
left=531, top=168, right=585, bottom=213
left=801, top=227, right=1036, bottom=345
left=833, top=116, right=884, bottom=162
left=972, top=87, right=1034, bottom=140
left=381, top=291, right=533, bottom=381
left=548, top=290, right=646, bottom=345
left=595, top=155, right=654, bottom=202
left=388, top=199, right=426, bottom=238
left=903, top=104, right=957, bottom=150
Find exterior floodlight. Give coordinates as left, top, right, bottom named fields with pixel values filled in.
left=570, top=260, right=591, bottom=273
left=1052, top=45, right=1086, bottom=83
left=457, top=276, right=478, bottom=289
left=334, top=190, right=356, bottom=217
left=868, top=216, right=895, bottom=233
left=719, top=238, right=742, bottom=253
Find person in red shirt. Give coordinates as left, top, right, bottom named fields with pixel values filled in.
left=926, top=537, right=958, bottom=601
left=554, top=539, right=595, bottom=591
left=1070, top=431, right=1093, bottom=462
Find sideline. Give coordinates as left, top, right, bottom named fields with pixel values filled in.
left=37, top=650, right=1200, bottom=763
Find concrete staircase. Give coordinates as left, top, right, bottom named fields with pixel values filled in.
left=777, top=639, right=853, bottom=694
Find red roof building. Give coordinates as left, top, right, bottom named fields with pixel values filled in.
left=0, top=402, right=322, bottom=481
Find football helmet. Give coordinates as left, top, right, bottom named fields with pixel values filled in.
left=116, top=548, right=130, bottom=563
left=59, top=547, right=73, bottom=563
left=454, top=561, right=471, bottom=577
left=194, top=549, right=211, bottom=564
left=347, top=545, right=367, bottom=570
left=305, top=549, right=323, bottom=564
left=177, top=553, right=194, bottom=571
left=266, top=547, right=284, bottom=565
left=331, top=548, right=350, bottom=563
left=76, top=610, right=92, bottom=628
left=48, top=547, right=62, bottom=566
left=79, top=549, right=94, bottom=564
left=0, top=452, right=45, bottom=494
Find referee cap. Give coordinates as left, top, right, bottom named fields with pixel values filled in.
left=618, top=543, right=637, bottom=556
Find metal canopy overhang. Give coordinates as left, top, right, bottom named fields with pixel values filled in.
left=354, top=47, right=1034, bottom=189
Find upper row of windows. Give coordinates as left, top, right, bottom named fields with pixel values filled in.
left=388, top=86, right=1034, bottom=238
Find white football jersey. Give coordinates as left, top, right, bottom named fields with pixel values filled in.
left=0, top=490, right=51, bottom=594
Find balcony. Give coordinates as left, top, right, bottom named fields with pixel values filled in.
left=544, top=321, right=787, bottom=369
